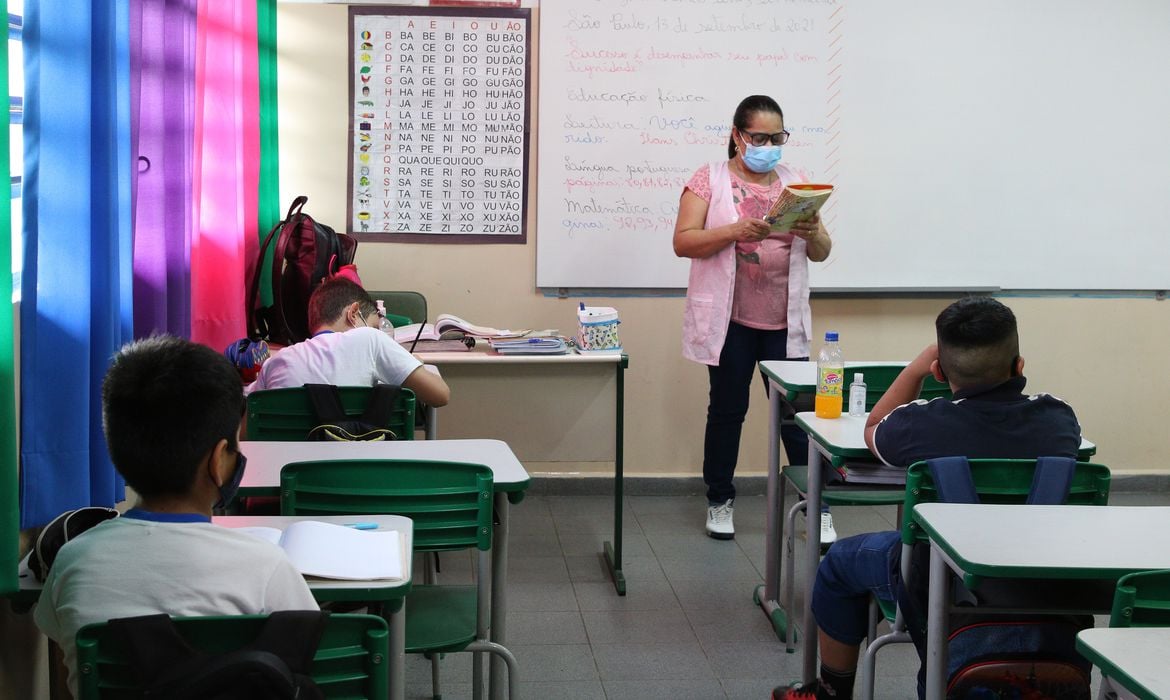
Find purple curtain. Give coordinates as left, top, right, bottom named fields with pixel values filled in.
left=130, top=0, right=196, bottom=338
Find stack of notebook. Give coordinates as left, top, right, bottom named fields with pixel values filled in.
left=488, top=337, right=570, bottom=355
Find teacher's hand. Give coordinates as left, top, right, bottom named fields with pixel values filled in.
left=790, top=212, right=822, bottom=241
left=731, top=217, right=772, bottom=242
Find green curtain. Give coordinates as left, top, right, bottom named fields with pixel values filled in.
left=256, top=0, right=279, bottom=307
left=1, top=0, right=18, bottom=595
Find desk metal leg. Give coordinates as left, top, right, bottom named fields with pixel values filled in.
left=603, top=355, right=628, bottom=595
left=389, top=599, right=406, bottom=700
left=925, top=544, right=950, bottom=700
left=803, top=441, right=823, bottom=683
left=425, top=405, right=438, bottom=440
left=756, top=383, right=789, bottom=639
left=489, top=493, right=510, bottom=700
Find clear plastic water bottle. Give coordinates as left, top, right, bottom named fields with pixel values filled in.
left=848, top=372, right=867, bottom=417
left=815, top=331, right=844, bottom=419
left=376, top=300, right=394, bottom=332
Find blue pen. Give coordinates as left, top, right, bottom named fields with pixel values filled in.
left=344, top=522, right=378, bottom=530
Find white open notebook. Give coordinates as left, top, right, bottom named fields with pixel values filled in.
left=236, top=521, right=407, bottom=581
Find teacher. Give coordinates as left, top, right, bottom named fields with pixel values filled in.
left=674, top=95, right=832, bottom=541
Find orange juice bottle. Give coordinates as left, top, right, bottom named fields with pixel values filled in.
left=815, top=331, right=844, bottom=418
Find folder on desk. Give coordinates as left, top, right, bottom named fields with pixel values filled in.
left=488, top=337, right=569, bottom=355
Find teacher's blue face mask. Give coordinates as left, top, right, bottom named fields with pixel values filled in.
left=738, top=131, right=783, bottom=173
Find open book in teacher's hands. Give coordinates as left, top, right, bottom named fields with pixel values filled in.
left=764, top=183, right=834, bottom=231
left=391, top=313, right=531, bottom=343
left=235, top=520, right=407, bottom=581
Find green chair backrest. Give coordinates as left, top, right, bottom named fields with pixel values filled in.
left=842, top=365, right=952, bottom=412
left=367, top=291, right=427, bottom=328
left=280, top=460, right=494, bottom=553
left=1110, top=569, right=1170, bottom=628
left=246, top=386, right=416, bottom=441
left=900, top=459, right=1111, bottom=545
left=75, top=613, right=389, bottom=699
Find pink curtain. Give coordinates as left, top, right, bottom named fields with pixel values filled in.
left=191, top=0, right=260, bottom=352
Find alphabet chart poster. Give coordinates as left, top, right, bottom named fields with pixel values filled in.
left=348, top=7, right=531, bottom=243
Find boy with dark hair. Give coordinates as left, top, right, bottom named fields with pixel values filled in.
left=249, top=278, right=450, bottom=407
left=35, top=336, right=317, bottom=696
left=774, top=297, right=1081, bottom=699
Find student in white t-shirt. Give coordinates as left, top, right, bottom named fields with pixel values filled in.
left=34, top=336, right=319, bottom=697
left=248, top=278, right=450, bottom=407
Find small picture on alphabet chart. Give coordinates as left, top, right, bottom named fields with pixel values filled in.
left=348, top=7, right=531, bottom=243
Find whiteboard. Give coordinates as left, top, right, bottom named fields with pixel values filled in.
left=536, top=0, right=1170, bottom=291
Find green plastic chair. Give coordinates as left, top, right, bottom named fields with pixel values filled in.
left=857, top=458, right=1111, bottom=700
left=773, top=366, right=952, bottom=649
left=368, top=291, right=428, bottom=328
left=246, top=386, right=417, bottom=442
left=75, top=613, right=389, bottom=699
left=1110, top=569, right=1170, bottom=628
left=280, top=459, right=518, bottom=700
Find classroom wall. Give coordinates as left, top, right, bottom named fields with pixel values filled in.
left=277, top=4, right=1170, bottom=478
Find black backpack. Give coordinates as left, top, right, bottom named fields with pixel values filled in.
left=29, top=507, right=120, bottom=583
left=248, top=196, right=358, bottom=346
left=107, top=611, right=329, bottom=700
left=305, top=383, right=401, bottom=441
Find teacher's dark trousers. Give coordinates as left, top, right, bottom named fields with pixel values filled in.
left=703, top=322, right=809, bottom=504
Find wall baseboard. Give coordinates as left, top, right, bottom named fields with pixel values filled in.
left=528, top=472, right=1170, bottom=496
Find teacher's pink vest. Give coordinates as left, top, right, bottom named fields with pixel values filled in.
left=681, top=160, right=812, bottom=366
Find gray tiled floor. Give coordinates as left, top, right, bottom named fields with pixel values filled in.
left=403, top=489, right=1170, bottom=699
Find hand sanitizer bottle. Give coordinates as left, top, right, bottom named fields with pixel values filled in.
left=376, top=300, right=393, bottom=332
left=848, top=372, right=867, bottom=417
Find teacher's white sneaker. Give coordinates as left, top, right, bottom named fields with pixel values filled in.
left=820, top=512, right=838, bottom=546
left=706, top=499, right=735, bottom=539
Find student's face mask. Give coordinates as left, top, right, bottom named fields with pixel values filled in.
left=213, top=451, right=247, bottom=511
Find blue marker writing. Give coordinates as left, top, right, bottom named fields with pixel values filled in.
left=344, top=522, right=378, bottom=530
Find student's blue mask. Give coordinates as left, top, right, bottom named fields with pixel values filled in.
left=213, top=451, right=247, bottom=511
left=742, top=142, right=783, bottom=173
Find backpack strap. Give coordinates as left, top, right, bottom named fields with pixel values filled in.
left=360, top=384, right=401, bottom=428
left=248, top=218, right=285, bottom=342
left=1026, top=456, right=1075, bottom=505
left=925, top=456, right=980, bottom=504
left=246, top=610, right=329, bottom=678
left=304, top=384, right=348, bottom=424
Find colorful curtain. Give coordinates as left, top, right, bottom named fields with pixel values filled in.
left=190, top=0, right=260, bottom=353
left=129, top=0, right=196, bottom=339
left=20, top=1, right=132, bottom=528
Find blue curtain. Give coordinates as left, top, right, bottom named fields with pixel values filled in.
left=20, top=1, right=132, bottom=528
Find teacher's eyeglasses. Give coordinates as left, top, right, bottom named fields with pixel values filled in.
left=740, top=129, right=790, bottom=146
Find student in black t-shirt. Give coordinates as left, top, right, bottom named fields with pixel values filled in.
left=772, top=297, right=1081, bottom=700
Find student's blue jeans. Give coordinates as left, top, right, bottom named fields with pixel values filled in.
left=703, top=322, right=809, bottom=504
left=811, top=530, right=903, bottom=645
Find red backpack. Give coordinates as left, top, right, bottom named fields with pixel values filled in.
left=247, top=196, right=357, bottom=345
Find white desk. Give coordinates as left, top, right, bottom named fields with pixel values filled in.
left=218, top=515, right=413, bottom=700
left=756, top=362, right=905, bottom=667
left=238, top=438, right=529, bottom=700
left=914, top=504, right=1170, bottom=700
left=1076, top=627, right=1170, bottom=700
left=416, top=347, right=631, bottom=596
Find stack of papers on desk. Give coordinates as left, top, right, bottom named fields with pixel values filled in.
left=488, top=337, right=570, bottom=355
left=835, top=459, right=906, bottom=485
